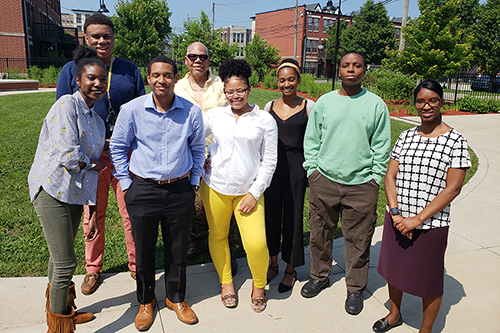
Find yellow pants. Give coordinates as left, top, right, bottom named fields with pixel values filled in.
left=200, top=181, right=269, bottom=288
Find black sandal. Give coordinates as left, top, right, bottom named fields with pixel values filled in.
left=266, top=265, right=279, bottom=284
left=278, top=270, right=297, bottom=293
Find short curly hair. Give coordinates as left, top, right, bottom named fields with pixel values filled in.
left=84, top=13, right=114, bottom=34
left=218, top=59, right=252, bottom=87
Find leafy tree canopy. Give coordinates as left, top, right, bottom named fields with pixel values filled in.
left=385, top=0, right=473, bottom=79
left=168, top=10, right=238, bottom=70
left=471, top=0, right=500, bottom=87
left=244, top=34, right=281, bottom=81
left=112, top=0, right=172, bottom=64
left=335, top=0, right=397, bottom=65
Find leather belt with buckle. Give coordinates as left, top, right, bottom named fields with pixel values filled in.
left=136, top=172, right=190, bottom=185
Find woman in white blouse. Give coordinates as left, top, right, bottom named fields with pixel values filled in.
left=28, top=46, right=106, bottom=333
left=200, top=59, right=278, bottom=312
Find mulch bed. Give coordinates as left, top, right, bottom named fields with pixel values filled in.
left=255, top=87, right=478, bottom=116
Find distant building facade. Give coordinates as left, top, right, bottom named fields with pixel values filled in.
left=0, top=0, right=80, bottom=71
left=221, top=25, right=252, bottom=58
left=253, top=1, right=404, bottom=77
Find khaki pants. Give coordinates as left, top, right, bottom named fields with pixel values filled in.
left=308, top=170, right=379, bottom=293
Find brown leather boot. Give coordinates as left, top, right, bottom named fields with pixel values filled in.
left=45, top=282, right=94, bottom=325
left=68, top=282, right=95, bottom=324
left=46, top=308, right=76, bottom=333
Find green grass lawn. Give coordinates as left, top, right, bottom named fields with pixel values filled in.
left=0, top=90, right=477, bottom=277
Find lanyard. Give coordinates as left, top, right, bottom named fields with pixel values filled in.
left=107, top=57, right=114, bottom=100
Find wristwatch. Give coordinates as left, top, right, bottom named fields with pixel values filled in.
left=390, top=207, right=400, bottom=216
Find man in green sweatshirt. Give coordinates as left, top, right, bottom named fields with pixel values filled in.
left=300, top=51, right=391, bottom=316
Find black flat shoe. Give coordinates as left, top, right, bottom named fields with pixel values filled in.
left=372, top=315, right=403, bottom=332
left=300, top=276, right=330, bottom=298
left=278, top=270, right=297, bottom=293
left=345, top=291, right=363, bottom=315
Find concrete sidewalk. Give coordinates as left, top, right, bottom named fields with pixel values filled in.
left=1, top=114, right=499, bottom=332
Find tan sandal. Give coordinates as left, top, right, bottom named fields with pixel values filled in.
left=221, top=292, right=238, bottom=308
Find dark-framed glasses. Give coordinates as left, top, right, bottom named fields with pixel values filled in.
left=186, top=54, right=209, bottom=61
left=415, top=98, right=441, bottom=108
left=224, top=87, right=249, bottom=97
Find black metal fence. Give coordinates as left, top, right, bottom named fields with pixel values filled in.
left=0, top=58, right=72, bottom=76
left=436, top=73, right=500, bottom=103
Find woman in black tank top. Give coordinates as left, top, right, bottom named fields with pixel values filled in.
left=264, top=59, right=314, bottom=293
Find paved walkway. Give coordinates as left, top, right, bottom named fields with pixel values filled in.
left=1, top=114, right=499, bottom=332
left=0, top=87, right=56, bottom=96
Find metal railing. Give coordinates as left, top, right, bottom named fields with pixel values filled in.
left=436, top=73, right=500, bottom=103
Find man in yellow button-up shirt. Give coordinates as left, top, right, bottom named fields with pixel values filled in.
left=175, top=42, right=239, bottom=273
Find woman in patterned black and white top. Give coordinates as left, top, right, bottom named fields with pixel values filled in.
left=373, top=80, right=471, bottom=333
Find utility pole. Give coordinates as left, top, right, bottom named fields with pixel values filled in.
left=399, top=0, right=409, bottom=51
left=332, top=0, right=341, bottom=90
left=294, top=0, right=298, bottom=60
left=212, top=0, right=226, bottom=35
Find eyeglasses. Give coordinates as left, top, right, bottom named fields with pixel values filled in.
left=415, top=98, right=441, bottom=108
left=224, top=87, right=249, bottom=97
left=186, top=54, right=209, bottom=61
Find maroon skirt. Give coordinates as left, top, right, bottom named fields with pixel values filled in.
left=377, top=212, right=449, bottom=298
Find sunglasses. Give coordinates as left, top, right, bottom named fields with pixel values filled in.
left=186, top=54, right=209, bottom=61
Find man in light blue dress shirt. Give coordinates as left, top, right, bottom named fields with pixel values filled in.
left=110, top=56, right=205, bottom=330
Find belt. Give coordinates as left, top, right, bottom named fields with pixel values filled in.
left=136, top=172, right=190, bottom=185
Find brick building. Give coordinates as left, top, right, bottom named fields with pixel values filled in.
left=0, top=0, right=79, bottom=72
left=253, top=1, right=348, bottom=77
left=253, top=1, right=404, bottom=77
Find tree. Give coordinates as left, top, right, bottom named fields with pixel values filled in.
left=170, top=10, right=238, bottom=69
left=385, top=0, right=473, bottom=79
left=334, top=0, right=397, bottom=65
left=244, top=34, right=280, bottom=81
left=324, top=20, right=348, bottom=64
left=471, top=0, right=500, bottom=91
left=112, top=0, right=172, bottom=64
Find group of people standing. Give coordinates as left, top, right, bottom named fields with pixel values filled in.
left=28, top=13, right=470, bottom=333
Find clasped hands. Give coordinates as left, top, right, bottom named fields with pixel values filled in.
left=391, top=215, right=422, bottom=240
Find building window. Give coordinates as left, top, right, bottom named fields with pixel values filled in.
left=78, top=26, right=82, bottom=31
left=306, top=40, right=311, bottom=53
left=233, top=33, right=236, bottom=43
left=323, top=19, right=330, bottom=33
left=76, top=14, right=81, bottom=24
left=312, top=40, right=318, bottom=53
left=313, top=18, right=319, bottom=31
left=395, top=28, right=401, bottom=39
left=308, top=17, right=313, bottom=31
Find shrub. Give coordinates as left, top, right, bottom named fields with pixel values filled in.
left=6, top=67, right=27, bottom=79
left=263, top=72, right=277, bottom=90
left=457, top=96, right=500, bottom=113
left=363, top=69, right=416, bottom=100
left=249, top=70, right=259, bottom=87
left=27, top=66, right=43, bottom=82
left=42, top=66, right=61, bottom=86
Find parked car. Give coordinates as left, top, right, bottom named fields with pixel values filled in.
left=470, top=73, right=500, bottom=92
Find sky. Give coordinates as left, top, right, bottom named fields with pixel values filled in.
left=61, top=0, right=421, bottom=30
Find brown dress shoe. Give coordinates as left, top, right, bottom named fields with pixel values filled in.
left=81, top=272, right=100, bottom=295
left=135, top=299, right=156, bottom=331
left=165, top=299, right=198, bottom=324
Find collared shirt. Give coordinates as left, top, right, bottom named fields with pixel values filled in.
left=28, top=91, right=106, bottom=205
left=110, top=93, right=205, bottom=191
left=203, top=105, right=278, bottom=200
left=175, top=72, right=227, bottom=115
